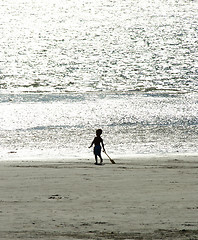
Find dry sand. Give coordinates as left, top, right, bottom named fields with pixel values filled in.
left=0, top=155, right=198, bottom=240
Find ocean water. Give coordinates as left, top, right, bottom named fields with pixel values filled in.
left=0, top=0, right=198, bottom=160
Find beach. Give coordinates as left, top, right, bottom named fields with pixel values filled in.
left=1, top=1, right=198, bottom=239
left=0, top=155, right=197, bottom=240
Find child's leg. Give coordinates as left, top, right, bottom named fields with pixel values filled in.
left=95, top=155, right=98, bottom=164
left=99, top=154, right=103, bottom=164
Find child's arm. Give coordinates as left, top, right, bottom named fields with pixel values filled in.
left=101, top=139, right=105, bottom=152
left=89, top=138, right=95, bottom=148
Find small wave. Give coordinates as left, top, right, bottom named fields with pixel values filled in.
left=25, top=124, right=85, bottom=131
left=0, top=93, right=86, bottom=104
left=135, top=86, right=186, bottom=94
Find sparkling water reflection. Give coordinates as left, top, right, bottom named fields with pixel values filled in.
left=0, top=0, right=198, bottom=94
left=0, top=93, right=197, bottom=160
left=0, top=0, right=198, bottom=160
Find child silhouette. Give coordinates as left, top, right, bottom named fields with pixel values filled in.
left=89, top=129, right=105, bottom=165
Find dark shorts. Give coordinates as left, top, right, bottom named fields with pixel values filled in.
left=94, top=145, right=101, bottom=156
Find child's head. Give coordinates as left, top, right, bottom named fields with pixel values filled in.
left=96, top=129, right=102, bottom=136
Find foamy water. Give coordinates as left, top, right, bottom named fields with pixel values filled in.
left=0, top=0, right=198, bottom=160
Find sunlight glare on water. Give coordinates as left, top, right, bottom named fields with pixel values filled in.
left=0, top=0, right=198, bottom=94
left=0, top=0, right=198, bottom=160
left=0, top=93, right=197, bottom=159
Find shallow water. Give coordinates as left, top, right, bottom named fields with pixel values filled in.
left=0, top=92, right=197, bottom=160
left=0, top=0, right=198, bottom=160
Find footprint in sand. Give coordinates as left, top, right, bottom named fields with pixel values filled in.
left=48, top=194, right=63, bottom=200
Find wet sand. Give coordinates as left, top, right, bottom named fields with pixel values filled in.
left=0, top=155, right=197, bottom=239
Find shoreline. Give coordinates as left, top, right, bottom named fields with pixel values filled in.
left=0, top=155, right=197, bottom=239
left=1, top=152, right=198, bottom=163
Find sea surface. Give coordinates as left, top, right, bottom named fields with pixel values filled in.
left=0, top=0, right=198, bottom=161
